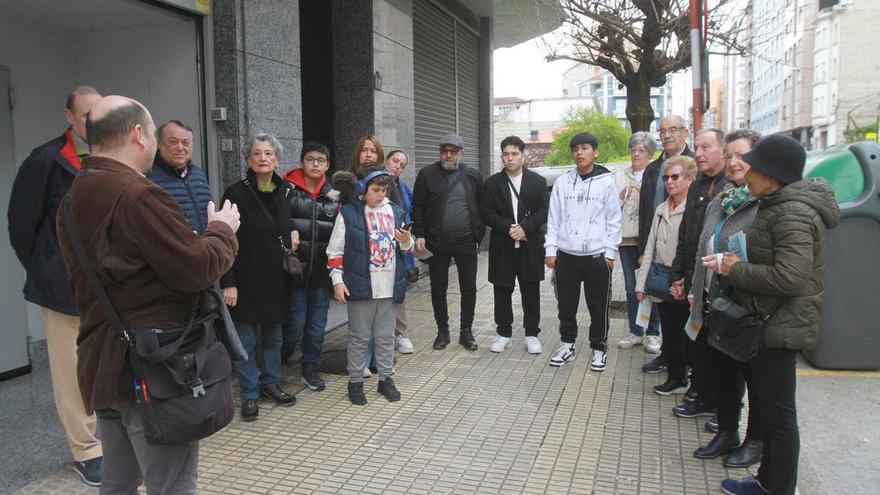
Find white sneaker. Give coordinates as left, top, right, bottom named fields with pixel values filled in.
left=590, top=350, right=607, bottom=371
left=362, top=368, right=372, bottom=378
left=490, top=335, right=511, bottom=353
left=549, top=343, right=575, bottom=367
left=524, top=336, right=543, bottom=354
left=645, top=335, right=661, bottom=354
left=396, top=336, right=414, bottom=354
left=617, top=333, right=644, bottom=349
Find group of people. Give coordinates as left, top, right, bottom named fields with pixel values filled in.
left=615, top=115, right=838, bottom=495
left=8, top=85, right=837, bottom=495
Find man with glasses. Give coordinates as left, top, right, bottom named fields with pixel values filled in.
left=147, top=120, right=213, bottom=234
left=638, top=114, right=694, bottom=374
left=412, top=134, right=484, bottom=351
left=281, top=141, right=340, bottom=391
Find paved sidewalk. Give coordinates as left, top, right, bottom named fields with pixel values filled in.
left=10, top=255, right=762, bottom=494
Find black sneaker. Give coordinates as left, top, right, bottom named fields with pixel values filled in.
left=377, top=377, right=402, bottom=401
left=654, top=378, right=689, bottom=396
left=673, top=399, right=716, bottom=418
left=260, top=384, right=297, bottom=406
left=301, top=363, right=326, bottom=391
left=73, top=457, right=102, bottom=487
left=241, top=399, right=259, bottom=422
left=433, top=330, right=451, bottom=350
left=641, top=355, right=667, bottom=374
left=348, top=381, right=367, bottom=405
left=459, top=329, right=478, bottom=350
left=684, top=383, right=698, bottom=402
left=705, top=415, right=720, bottom=433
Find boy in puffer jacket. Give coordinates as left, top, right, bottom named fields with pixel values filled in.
left=544, top=132, right=622, bottom=372
left=327, top=164, right=414, bottom=405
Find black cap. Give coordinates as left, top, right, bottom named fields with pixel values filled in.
left=439, top=133, right=464, bottom=148
left=569, top=132, right=599, bottom=150
left=742, top=134, right=805, bottom=186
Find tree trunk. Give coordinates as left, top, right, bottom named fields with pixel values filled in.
left=624, top=80, right=655, bottom=132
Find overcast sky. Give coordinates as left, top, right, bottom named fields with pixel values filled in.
left=493, top=36, right=572, bottom=100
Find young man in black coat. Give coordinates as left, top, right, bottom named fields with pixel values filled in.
left=480, top=136, right=549, bottom=354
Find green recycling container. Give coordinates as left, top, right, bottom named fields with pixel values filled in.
left=802, top=142, right=880, bottom=369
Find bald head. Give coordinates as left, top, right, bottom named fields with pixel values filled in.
left=86, top=95, right=157, bottom=173
left=658, top=114, right=688, bottom=157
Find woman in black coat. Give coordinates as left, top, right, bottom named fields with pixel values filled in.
left=480, top=136, right=549, bottom=354
left=221, top=133, right=297, bottom=421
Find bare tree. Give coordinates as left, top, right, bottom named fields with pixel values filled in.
left=532, top=0, right=747, bottom=132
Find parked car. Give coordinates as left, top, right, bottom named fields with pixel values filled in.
left=530, top=162, right=628, bottom=190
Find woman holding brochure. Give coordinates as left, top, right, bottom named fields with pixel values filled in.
left=687, top=130, right=763, bottom=467
left=635, top=156, right=697, bottom=396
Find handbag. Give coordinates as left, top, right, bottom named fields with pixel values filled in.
left=64, top=197, right=234, bottom=446
left=705, top=294, right=767, bottom=363
left=244, top=180, right=303, bottom=279
left=644, top=261, right=674, bottom=302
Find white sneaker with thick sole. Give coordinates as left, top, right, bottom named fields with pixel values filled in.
left=490, top=335, right=511, bottom=353
left=645, top=335, right=661, bottom=354
left=617, top=333, right=644, bottom=349
left=549, top=343, right=575, bottom=367
left=590, top=350, right=607, bottom=371
left=524, top=336, right=543, bottom=354
left=362, top=368, right=372, bottom=378
left=396, top=336, right=414, bottom=354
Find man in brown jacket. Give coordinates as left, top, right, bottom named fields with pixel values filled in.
left=57, top=95, right=240, bottom=494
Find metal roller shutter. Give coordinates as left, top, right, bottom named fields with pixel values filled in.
left=413, top=0, right=481, bottom=172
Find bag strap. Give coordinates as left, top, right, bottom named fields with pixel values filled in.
left=504, top=174, right=531, bottom=221
left=63, top=196, right=130, bottom=345
left=243, top=179, right=288, bottom=252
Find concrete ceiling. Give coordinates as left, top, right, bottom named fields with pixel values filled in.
left=491, top=0, right=564, bottom=49
left=0, top=0, right=189, bottom=35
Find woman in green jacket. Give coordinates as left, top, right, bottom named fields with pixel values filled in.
left=704, top=135, right=839, bottom=495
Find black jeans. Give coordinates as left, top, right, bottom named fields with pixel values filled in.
left=687, top=323, right=717, bottom=406
left=657, top=301, right=690, bottom=381
left=427, top=242, right=478, bottom=332
left=494, top=282, right=541, bottom=337
left=555, top=252, right=612, bottom=352
left=710, top=343, right=762, bottom=437
left=753, top=348, right=799, bottom=495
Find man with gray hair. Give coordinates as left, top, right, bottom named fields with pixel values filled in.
left=147, top=120, right=213, bottom=234
left=412, top=133, right=484, bottom=351
left=7, top=86, right=104, bottom=486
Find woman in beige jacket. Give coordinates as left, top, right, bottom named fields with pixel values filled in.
left=636, top=156, right=697, bottom=395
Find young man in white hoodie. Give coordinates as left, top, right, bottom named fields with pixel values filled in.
left=544, top=132, right=622, bottom=371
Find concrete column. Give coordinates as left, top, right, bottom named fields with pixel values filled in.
left=478, top=16, right=493, bottom=179
left=212, top=0, right=303, bottom=191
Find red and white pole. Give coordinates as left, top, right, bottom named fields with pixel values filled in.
left=690, top=0, right=703, bottom=131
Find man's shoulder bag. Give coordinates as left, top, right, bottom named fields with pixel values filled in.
left=64, top=197, right=234, bottom=446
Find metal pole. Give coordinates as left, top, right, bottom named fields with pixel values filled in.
left=690, top=0, right=703, bottom=131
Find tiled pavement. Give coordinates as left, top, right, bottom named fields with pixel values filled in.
left=13, top=254, right=756, bottom=494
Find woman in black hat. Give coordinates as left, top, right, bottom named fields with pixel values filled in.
left=703, top=134, right=840, bottom=495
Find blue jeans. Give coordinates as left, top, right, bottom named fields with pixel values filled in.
left=234, top=321, right=283, bottom=400
left=282, top=286, right=331, bottom=365
left=618, top=245, right=660, bottom=336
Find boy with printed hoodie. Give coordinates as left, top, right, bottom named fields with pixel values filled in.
left=327, top=164, right=414, bottom=405
left=544, top=133, right=622, bottom=371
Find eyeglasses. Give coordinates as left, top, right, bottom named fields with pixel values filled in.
left=658, top=126, right=684, bottom=135
left=440, top=147, right=462, bottom=155
left=629, top=147, right=649, bottom=155
left=662, top=173, right=682, bottom=182
left=303, top=156, right=328, bottom=165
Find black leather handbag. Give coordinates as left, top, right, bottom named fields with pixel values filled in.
left=644, top=261, right=674, bottom=302
left=64, top=197, right=235, bottom=446
left=705, top=294, right=769, bottom=363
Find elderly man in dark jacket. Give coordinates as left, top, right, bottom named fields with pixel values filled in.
left=147, top=120, right=213, bottom=234
left=709, top=134, right=839, bottom=495
left=412, top=133, right=484, bottom=351
left=666, top=128, right=731, bottom=417
left=480, top=136, right=548, bottom=355
left=57, top=95, right=240, bottom=493
left=7, top=86, right=104, bottom=485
